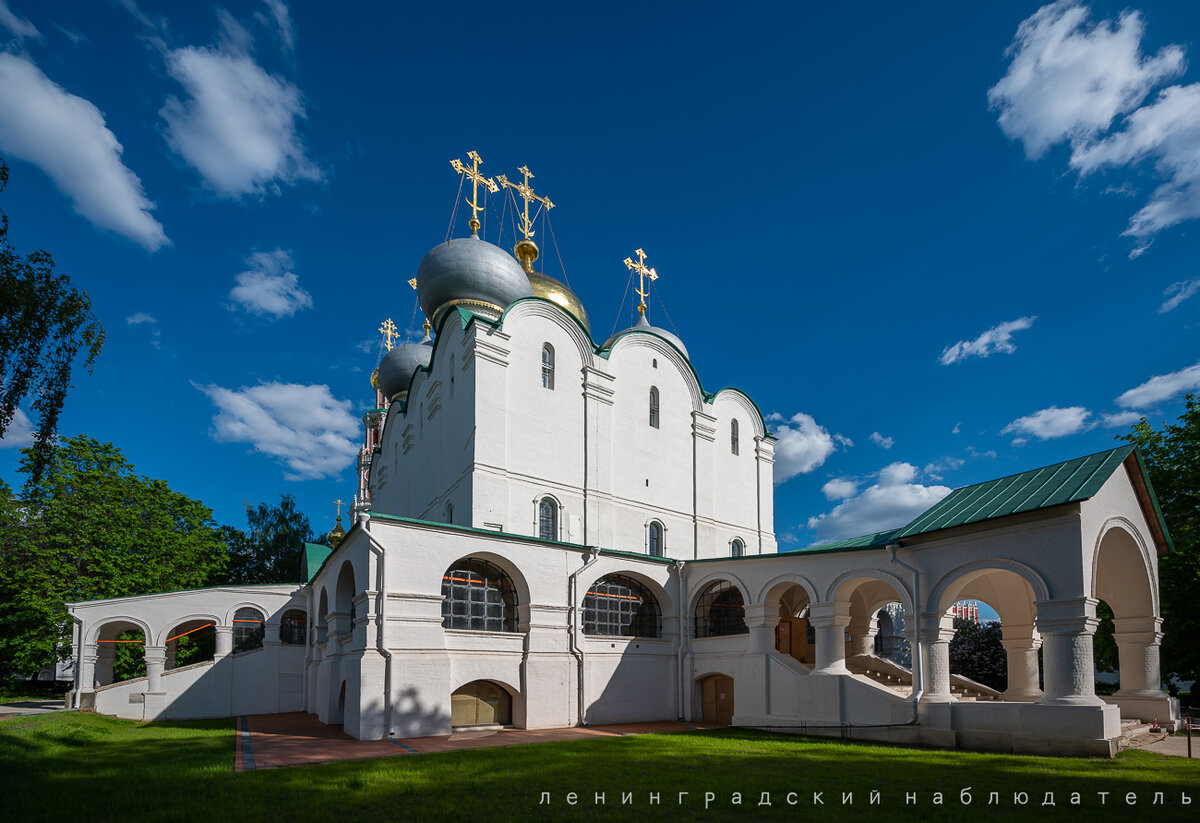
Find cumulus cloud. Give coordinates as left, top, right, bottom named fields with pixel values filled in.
left=1158, top=278, right=1200, bottom=313
left=1101, top=410, right=1142, bottom=428
left=1116, top=361, right=1200, bottom=408
left=228, top=249, right=312, bottom=318
left=767, top=412, right=845, bottom=485
left=869, top=432, right=894, bottom=449
left=160, top=9, right=320, bottom=197
left=821, top=477, right=859, bottom=501
left=924, top=456, right=965, bottom=482
left=808, top=462, right=952, bottom=542
left=0, top=408, right=35, bottom=449
left=0, top=53, right=167, bottom=250
left=0, top=0, right=39, bottom=40
left=1001, top=405, right=1093, bottom=440
left=126, top=311, right=162, bottom=349
left=197, top=381, right=358, bottom=480
left=940, top=316, right=1036, bottom=365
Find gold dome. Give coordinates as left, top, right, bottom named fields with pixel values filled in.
left=370, top=368, right=380, bottom=390
left=528, top=271, right=591, bottom=333
left=327, top=515, right=347, bottom=548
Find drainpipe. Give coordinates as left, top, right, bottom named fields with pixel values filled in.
left=676, top=560, right=687, bottom=720
left=364, top=514, right=395, bottom=738
left=887, top=543, right=922, bottom=723
left=71, top=613, right=84, bottom=709
left=567, top=547, right=600, bottom=726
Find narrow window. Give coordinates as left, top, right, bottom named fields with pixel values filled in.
left=731, top=419, right=739, bottom=455
left=449, top=354, right=455, bottom=398
left=538, top=497, right=558, bottom=541
left=648, top=521, right=663, bottom=557
left=541, top=344, right=555, bottom=390
left=445, top=502, right=454, bottom=524
left=731, top=538, right=744, bottom=558
left=648, top=387, right=659, bottom=428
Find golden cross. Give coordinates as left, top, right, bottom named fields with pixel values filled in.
left=449, top=150, right=499, bottom=234
left=378, top=318, right=399, bottom=351
left=624, top=248, right=658, bottom=316
left=333, top=499, right=344, bottom=519
left=407, top=277, right=417, bottom=290
left=497, top=165, right=554, bottom=240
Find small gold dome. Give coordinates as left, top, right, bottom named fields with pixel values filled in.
left=370, top=368, right=380, bottom=390
left=327, top=515, right=347, bottom=548
left=528, top=271, right=591, bottom=333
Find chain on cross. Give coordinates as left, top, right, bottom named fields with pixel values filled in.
left=449, top=150, right=499, bottom=234
left=624, top=248, right=658, bottom=316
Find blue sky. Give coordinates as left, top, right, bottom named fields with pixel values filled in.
left=1, top=1, right=1198, bottom=564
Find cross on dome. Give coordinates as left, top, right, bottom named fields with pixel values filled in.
left=449, top=150, right=499, bottom=235
left=624, top=248, right=658, bottom=317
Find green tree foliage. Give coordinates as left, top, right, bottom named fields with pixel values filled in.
left=0, top=160, right=104, bottom=479
left=948, top=618, right=1007, bottom=691
left=0, top=436, right=227, bottom=678
left=1120, top=394, right=1200, bottom=684
left=219, top=495, right=326, bottom=585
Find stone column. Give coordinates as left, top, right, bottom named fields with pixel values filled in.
left=920, top=620, right=955, bottom=702
left=743, top=603, right=775, bottom=654
left=1114, top=616, right=1164, bottom=697
left=1000, top=624, right=1042, bottom=702
left=144, top=646, right=166, bottom=692
left=808, top=601, right=851, bottom=674
left=1036, top=598, right=1105, bottom=707
left=214, top=626, right=233, bottom=659
left=78, top=645, right=97, bottom=691
left=846, top=613, right=879, bottom=659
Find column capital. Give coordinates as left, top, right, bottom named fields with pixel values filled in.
left=807, top=600, right=850, bottom=627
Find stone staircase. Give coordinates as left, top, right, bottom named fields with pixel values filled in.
left=1116, top=717, right=1166, bottom=751
left=847, top=655, right=1002, bottom=702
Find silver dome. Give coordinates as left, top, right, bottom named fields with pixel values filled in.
left=416, top=235, right=531, bottom=326
left=604, top=313, right=689, bottom=359
left=377, top=337, right=433, bottom=401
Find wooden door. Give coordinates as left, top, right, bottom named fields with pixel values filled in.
left=701, top=675, right=734, bottom=725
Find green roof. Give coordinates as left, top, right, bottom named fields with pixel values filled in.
left=301, top=543, right=333, bottom=583
left=897, top=445, right=1135, bottom=539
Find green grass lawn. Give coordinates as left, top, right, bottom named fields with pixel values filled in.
left=1, top=712, right=1198, bottom=822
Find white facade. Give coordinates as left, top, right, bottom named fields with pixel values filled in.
left=66, top=234, right=1180, bottom=758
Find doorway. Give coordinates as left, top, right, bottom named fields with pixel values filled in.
left=700, top=675, right=735, bottom=725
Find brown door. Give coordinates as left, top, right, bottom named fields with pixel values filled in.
left=701, top=675, right=735, bottom=725
left=451, top=680, right=512, bottom=727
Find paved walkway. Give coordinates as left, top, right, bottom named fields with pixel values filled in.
left=235, top=713, right=719, bottom=771
left=0, top=700, right=71, bottom=721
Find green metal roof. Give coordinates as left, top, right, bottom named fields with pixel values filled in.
left=805, top=527, right=904, bottom=552
left=301, top=543, right=333, bottom=584
left=897, top=445, right=1135, bottom=539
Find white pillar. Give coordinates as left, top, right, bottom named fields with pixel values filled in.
left=920, top=620, right=955, bottom=702
left=1036, top=598, right=1105, bottom=707
left=1000, top=624, right=1042, bottom=702
left=743, top=603, right=774, bottom=653
left=808, top=601, right=850, bottom=674
left=145, top=646, right=166, bottom=693
left=214, top=626, right=233, bottom=659
left=78, top=646, right=97, bottom=691
left=95, top=645, right=115, bottom=686
left=846, top=613, right=878, bottom=658
left=1114, top=616, right=1164, bottom=697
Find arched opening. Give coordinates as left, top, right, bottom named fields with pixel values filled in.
left=445, top=501, right=454, bottom=525
left=232, top=607, right=265, bottom=653
left=94, top=621, right=146, bottom=687
left=441, top=557, right=518, bottom=632
left=164, top=619, right=215, bottom=670
left=695, top=581, right=747, bottom=639
left=336, top=681, right=347, bottom=724
left=1093, top=525, right=1161, bottom=705
left=538, top=497, right=558, bottom=541
left=699, top=674, right=735, bottom=725
left=648, top=386, right=659, bottom=428
left=731, top=418, right=739, bottom=455
left=648, top=521, right=664, bottom=557
left=541, top=343, right=554, bottom=390
left=767, top=584, right=813, bottom=665
left=451, top=680, right=513, bottom=727
left=830, top=573, right=912, bottom=686
left=583, top=575, right=661, bottom=638
left=872, top=604, right=910, bottom=665
left=335, top=560, right=357, bottom=632
left=279, top=609, right=307, bottom=645
left=316, top=588, right=329, bottom=643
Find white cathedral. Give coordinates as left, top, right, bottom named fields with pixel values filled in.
left=67, top=156, right=1180, bottom=757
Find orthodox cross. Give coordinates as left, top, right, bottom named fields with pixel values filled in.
left=449, top=150, right=499, bottom=234
left=624, top=248, right=658, bottom=316
left=333, top=499, right=344, bottom=519
left=378, top=318, right=399, bottom=351
left=497, top=165, right=554, bottom=240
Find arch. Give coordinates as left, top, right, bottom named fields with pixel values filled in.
left=498, top=299, right=598, bottom=371
left=928, top=558, right=1051, bottom=618
left=334, top=559, right=357, bottom=619
left=232, top=606, right=265, bottom=653
left=317, top=587, right=329, bottom=624
left=279, top=608, right=307, bottom=644
left=582, top=574, right=662, bottom=638
left=694, top=580, right=748, bottom=638
left=88, top=615, right=154, bottom=646
left=541, top=342, right=555, bottom=390
left=537, top=495, right=559, bottom=541
left=579, top=567, right=675, bottom=616
left=605, top=333, right=704, bottom=412
left=825, top=568, right=915, bottom=616
left=647, top=520, right=664, bottom=557
left=441, top=556, right=520, bottom=632
left=163, top=617, right=217, bottom=669
left=450, top=679, right=515, bottom=727
left=730, top=537, right=745, bottom=558
left=648, top=386, right=660, bottom=428
left=1091, top=517, right=1158, bottom=617
left=710, top=388, right=769, bottom=439
left=756, top=573, right=820, bottom=608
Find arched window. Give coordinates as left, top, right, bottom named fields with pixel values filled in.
left=731, top=538, right=744, bottom=558
left=233, top=607, right=265, bottom=653
left=695, top=581, right=748, bottom=638
left=648, top=387, right=659, bottom=428
left=583, top=575, right=662, bottom=637
left=541, top=344, right=555, bottom=390
left=538, top=497, right=558, bottom=541
left=445, top=502, right=454, bottom=524
left=279, top=609, right=307, bottom=644
left=442, top=558, right=518, bottom=632
left=731, top=419, right=739, bottom=455
left=648, top=521, right=664, bottom=557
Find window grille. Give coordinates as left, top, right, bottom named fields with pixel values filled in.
left=583, top=575, right=661, bottom=637
left=441, top=558, right=518, bottom=632
left=695, top=581, right=748, bottom=638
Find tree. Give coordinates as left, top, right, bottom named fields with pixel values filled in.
left=1120, top=394, right=1200, bottom=684
left=0, top=159, right=105, bottom=479
left=219, top=495, right=326, bottom=585
left=948, top=618, right=1007, bottom=691
left=0, top=436, right=227, bottom=678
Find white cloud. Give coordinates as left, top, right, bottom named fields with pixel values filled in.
left=821, top=478, right=859, bottom=501
left=988, top=2, right=1183, bottom=158
left=1116, top=361, right=1200, bottom=408
left=160, top=10, right=320, bottom=198
left=1101, top=410, right=1142, bottom=428
left=924, top=456, right=965, bottom=481
left=0, top=408, right=35, bottom=449
left=952, top=422, right=961, bottom=434
left=0, top=0, right=39, bottom=40
left=0, top=53, right=167, bottom=250
left=126, top=311, right=162, bottom=348
left=259, top=0, right=295, bottom=53
left=767, top=412, right=844, bottom=485
left=939, top=316, right=1036, bottom=365
left=869, top=432, right=894, bottom=449
left=197, top=381, right=358, bottom=480
left=1158, top=278, right=1200, bottom=313
left=1001, top=405, right=1093, bottom=439
left=808, top=462, right=952, bottom=542
left=229, top=249, right=312, bottom=318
